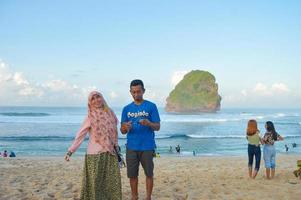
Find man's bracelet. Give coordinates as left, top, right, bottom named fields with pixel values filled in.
left=66, top=151, right=73, bottom=157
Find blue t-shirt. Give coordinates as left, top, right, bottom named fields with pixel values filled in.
left=121, top=100, right=160, bottom=151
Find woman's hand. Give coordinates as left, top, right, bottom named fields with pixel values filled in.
left=278, top=135, right=284, bottom=141
left=260, top=137, right=264, bottom=145
left=64, top=151, right=72, bottom=161
left=64, top=154, right=71, bottom=161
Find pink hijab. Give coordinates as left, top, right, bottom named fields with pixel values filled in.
left=87, top=91, right=118, bottom=153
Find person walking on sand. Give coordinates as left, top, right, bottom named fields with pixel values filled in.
left=120, top=79, right=160, bottom=200
left=65, top=91, right=122, bottom=200
left=262, top=121, right=284, bottom=179
left=246, top=119, right=262, bottom=179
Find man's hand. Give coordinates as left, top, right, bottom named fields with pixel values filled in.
left=120, top=121, right=132, bottom=134
left=139, top=119, right=151, bottom=126
left=139, top=119, right=160, bottom=131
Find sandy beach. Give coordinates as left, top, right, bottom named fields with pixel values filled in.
left=0, top=154, right=300, bottom=200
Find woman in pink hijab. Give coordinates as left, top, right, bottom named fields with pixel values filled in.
left=65, top=91, right=122, bottom=200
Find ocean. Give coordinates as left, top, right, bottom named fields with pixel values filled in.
left=0, top=106, right=300, bottom=157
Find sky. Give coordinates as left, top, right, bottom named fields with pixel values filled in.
left=0, top=0, right=300, bottom=108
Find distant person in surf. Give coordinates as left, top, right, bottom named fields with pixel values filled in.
left=9, top=151, right=16, bottom=157
left=169, top=146, right=173, bottom=153
left=2, top=150, right=8, bottom=157
left=285, top=144, right=289, bottom=152
left=175, top=144, right=181, bottom=153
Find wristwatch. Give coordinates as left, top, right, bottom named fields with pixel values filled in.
left=66, top=151, right=73, bottom=157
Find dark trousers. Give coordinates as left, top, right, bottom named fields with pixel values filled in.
left=248, top=144, right=261, bottom=171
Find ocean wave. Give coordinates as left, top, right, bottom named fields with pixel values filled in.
left=156, top=134, right=246, bottom=139
left=272, top=121, right=301, bottom=126
left=187, top=134, right=246, bottom=139
left=284, top=135, right=301, bottom=139
left=0, top=136, right=72, bottom=141
left=0, top=134, right=241, bottom=141
left=0, top=112, right=51, bottom=117
left=161, top=115, right=273, bottom=123
left=240, top=112, right=253, bottom=116
left=1, top=134, right=300, bottom=142
left=155, top=135, right=172, bottom=139
left=275, top=113, right=286, bottom=117
left=256, top=116, right=264, bottom=119
left=187, top=134, right=247, bottom=139
left=162, top=118, right=241, bottom=123
left=156, top=134, right=301, bottom=139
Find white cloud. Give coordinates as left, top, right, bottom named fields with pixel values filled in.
left=252, top=82, right=289, bottom=96
left=241, top=89, right=247, bottom=97
left=171, top=70, right=188, bottom=87
left=0, top=61, right=42, bottom=99
left=109, top=91, right=118, bottom=99
left=13, top=72, right=29, bottom=86
left=82, top=86, right=98, bottom=96
left=0, top=59, right=100, bottom=106
left=223, top=82, right=294, bottom=108
left=43, top=79, right=72, bottom=92
left=271, top=83, right=289, bottom=93
left=144, top=89, right=166, bottom=106
left=0, top=60, right=13, bottom=82
left=253, top=83, right=271, bottom=96
left=19, top=86, right=44, bottom=97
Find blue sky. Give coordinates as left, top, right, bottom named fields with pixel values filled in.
left=0, top=0, right=300, bottom=108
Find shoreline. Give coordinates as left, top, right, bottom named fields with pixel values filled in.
left=2, top=151, right=299, bottom=158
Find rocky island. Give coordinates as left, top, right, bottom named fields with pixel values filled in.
left=165, top=70, right=222, bottom=113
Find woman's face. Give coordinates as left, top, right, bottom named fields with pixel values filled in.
left=265, top=123, right=268, bottom=130
left=91, top=94, right=104, bottom=108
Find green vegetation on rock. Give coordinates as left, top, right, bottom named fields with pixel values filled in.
left=165, top=70, right=221, bottom=113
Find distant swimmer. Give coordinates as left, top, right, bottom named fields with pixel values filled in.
left=285, top=144, right=289, bottom=152
left=175, top=144, right=181, bottom=153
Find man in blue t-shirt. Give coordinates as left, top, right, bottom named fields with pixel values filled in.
left=120, top=79, right=160, bottom=200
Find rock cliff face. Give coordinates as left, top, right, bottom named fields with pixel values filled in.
left=165, top=70, right=221, bottom=113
